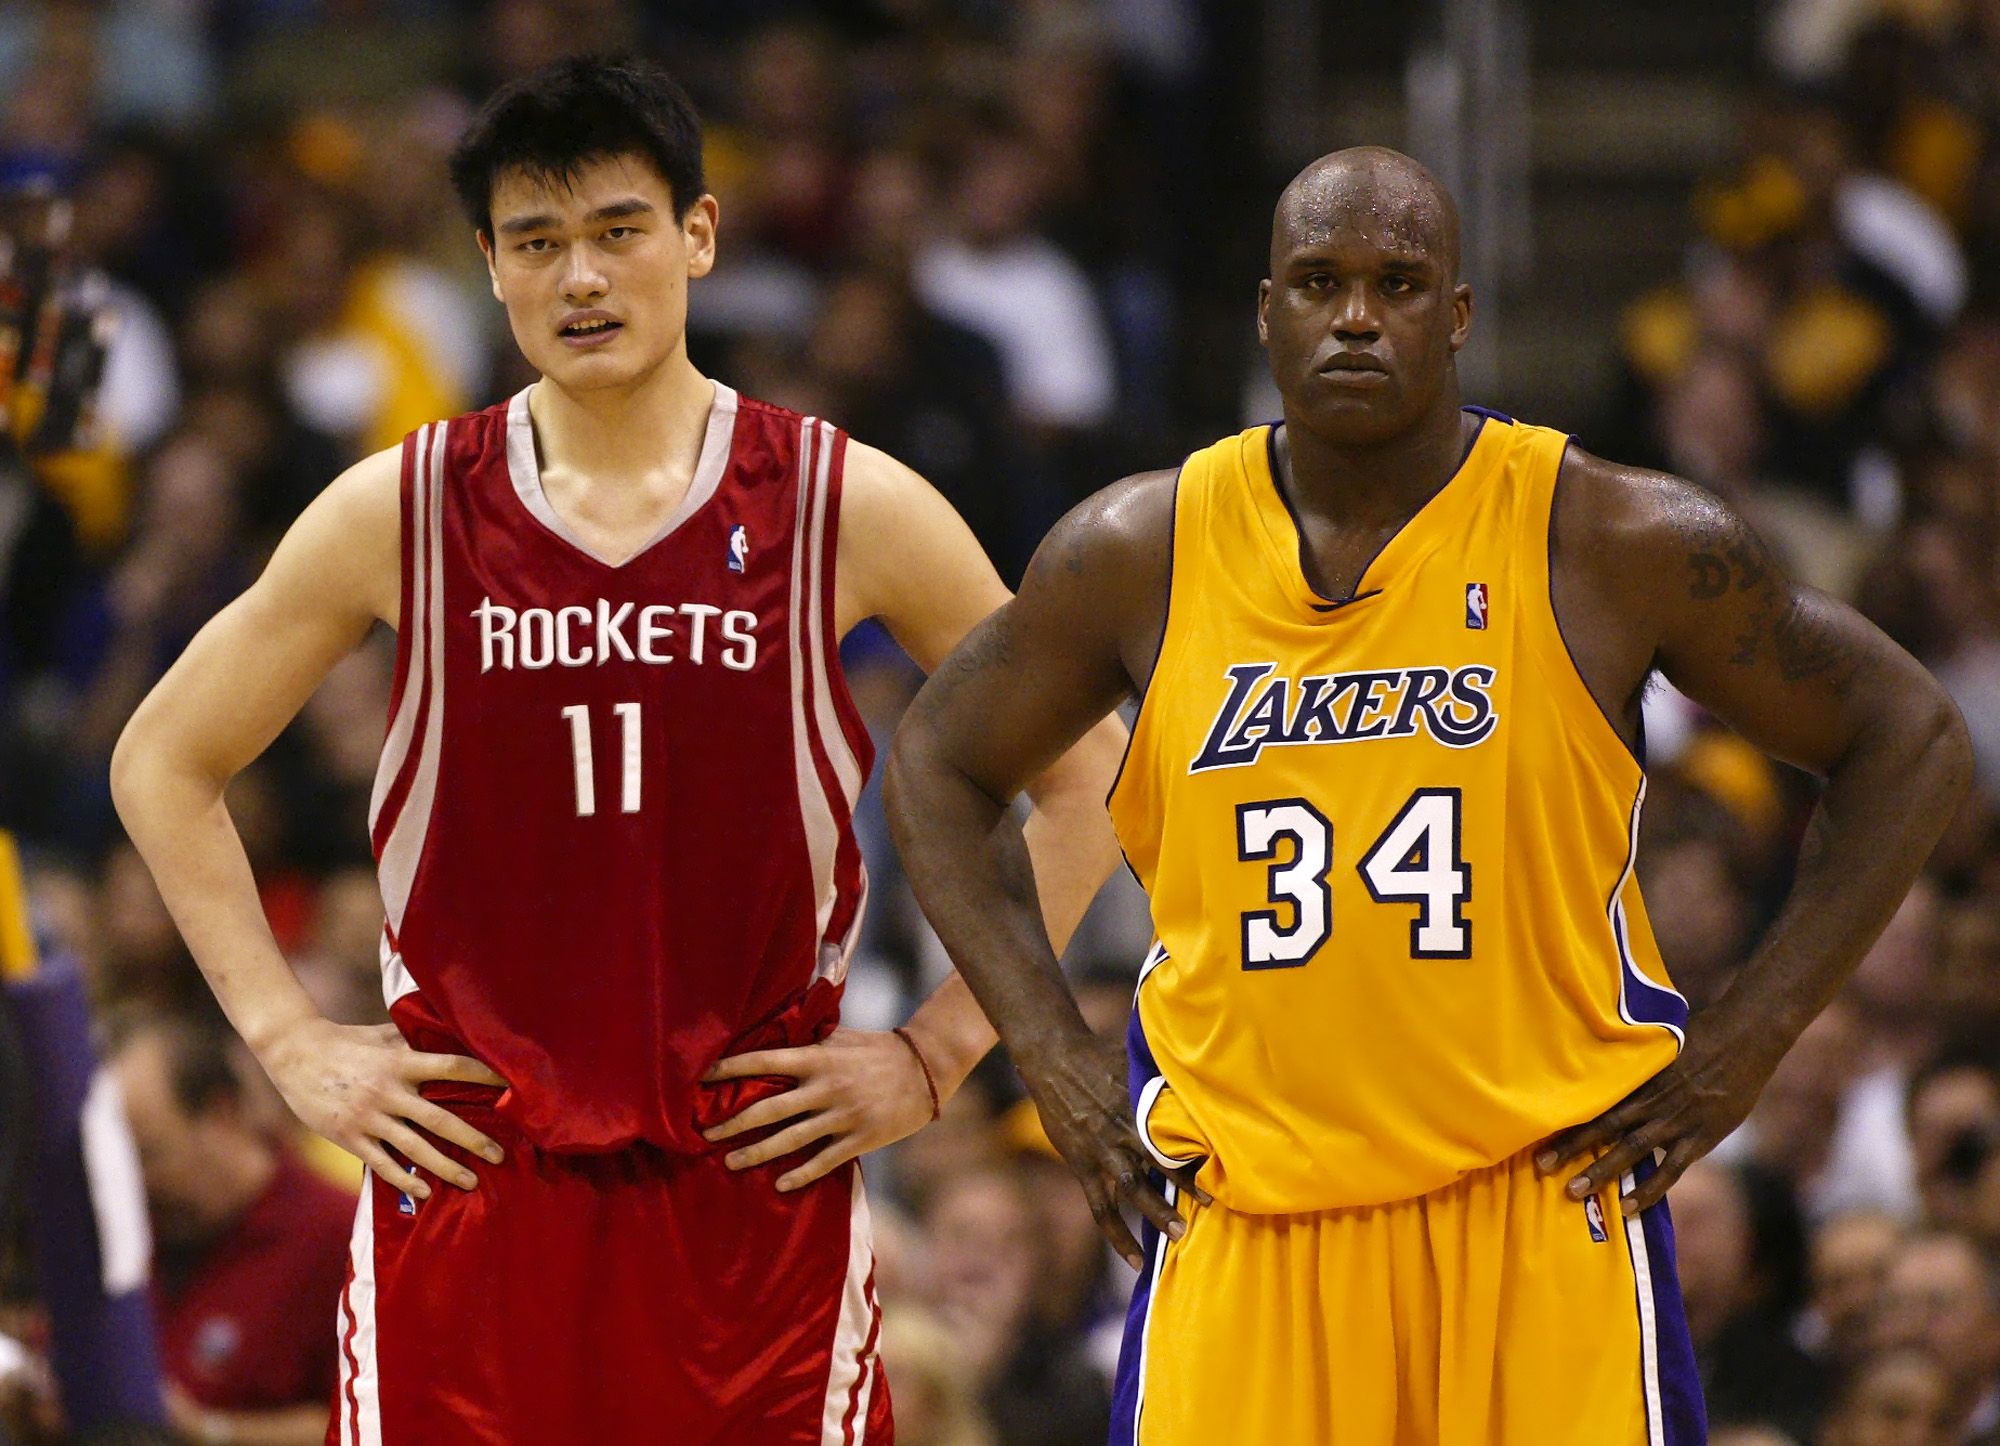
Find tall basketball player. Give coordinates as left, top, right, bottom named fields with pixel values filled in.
left=110, top=59, right=1125, bottom=1444
left=885, top=148, right=1972, bottom=1444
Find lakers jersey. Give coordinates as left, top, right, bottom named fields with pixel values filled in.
left=1109, top=410, right=1685, bottom=1215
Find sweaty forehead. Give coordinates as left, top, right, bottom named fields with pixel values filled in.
left=1271, top=153, right=1457, bottom=273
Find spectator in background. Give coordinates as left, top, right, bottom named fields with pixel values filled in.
left=107, top=1012, right=352, bottom=1446
left=923, top=1164, right=1110, bottom=1446
left=89, top=842, right=201, bottom=1013
left=1805, top=1212, right=1908, bottom=1376
left=1874, top=1231, right=2000, bottom=1440
left=878, top=1307, right=999, bottom=1446
left=1673, top=1158, right=1828, bottom=1442
left=1821, top=1347, right=1958, bottom=1446
left=914, top=120, right=1115, bottom=439
left=1907, top=1033, right=2000, bottom=1240
left=801, top=268, right=1032, bottom=578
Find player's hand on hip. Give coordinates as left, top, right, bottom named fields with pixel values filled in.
left=1017, top=1031, right=1208, bottom=1272
left=259, top=1018, right=507, bottom=1200
left=1534, top=1015, right=1782, bottom=1216
left=702, top=1026, right=936, bottom=1191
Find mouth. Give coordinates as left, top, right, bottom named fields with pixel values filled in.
left=1316, top=358, right=1391, bottom=388
left=1317, top=355, right=1388, bottom=377
left=559, top=314, right=624, bottom=345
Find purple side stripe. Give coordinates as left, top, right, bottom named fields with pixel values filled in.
left=1635, top=1156, right=1708, bottom=1445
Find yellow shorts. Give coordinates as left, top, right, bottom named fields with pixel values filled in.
left=1107, top=1146, right=1707, bottom=1446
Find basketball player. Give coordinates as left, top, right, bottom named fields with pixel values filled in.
left=885, top=148, right=1972, bottom=1444
left=109, top=59, right=1124, bottom=1443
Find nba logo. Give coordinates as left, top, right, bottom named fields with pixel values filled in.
left=1465, top=582, right=1489, bottom=630
left=1584, top=1194, right=1608, bottom=1243
left=728, top=525, right=749, bottom=574
left=399, top=1192, right=417, bottom=1216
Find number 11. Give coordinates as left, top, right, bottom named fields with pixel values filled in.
left=560, top=703, right=642, bottom=817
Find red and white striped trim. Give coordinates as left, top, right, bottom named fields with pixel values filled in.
left=333, top=1177, right=382, bottom=1445
left=787, top=418, right=869, bottom=987
left=368, top=421, right=449, bottom=1010
left=820, top=1168, right=883, bottom=1445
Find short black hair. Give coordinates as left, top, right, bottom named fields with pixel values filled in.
left=449, top=55, right=706, bottom=238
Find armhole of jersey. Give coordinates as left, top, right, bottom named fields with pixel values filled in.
left=1106, top=463, right=1188, bottom=810
left=1536, top=434, right=1647, bottom=774
left=816, top=428, right=873, bottom=773
left=383, top=433, right=419, bottom=724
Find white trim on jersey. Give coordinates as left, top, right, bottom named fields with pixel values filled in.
left=789, top=421, right=841, bottom=943
left=819, top=1168, right=882, bottom=1446
left=785, top=417, right=870, bottom=989
left=1134, top=1075, right=1202, bottom=1172
left=334, top=1176, right=383, bottom=1446
left=1608, top=777, right=1689, bottom=1047
left=805, top=420, right=865, bottom=809
left=1128, top=1179, right=1178, bottom=1446
left=503, top=383, right=739, bottom=567
left=372, top=422, right=448, bottom=1011
left=1623, top=1168, right=1668, bottom=1446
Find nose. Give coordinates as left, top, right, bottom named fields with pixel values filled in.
left=559, top=246, right=608, bottom=304
left=1331, top=284, right=1380, bottom=344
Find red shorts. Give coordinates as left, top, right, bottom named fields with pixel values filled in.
left=326, top=1092, right=891, bottom=1445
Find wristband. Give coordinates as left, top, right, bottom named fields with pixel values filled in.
left=892, top=1026, right=942, bottom=1122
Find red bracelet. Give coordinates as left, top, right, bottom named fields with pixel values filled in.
left=893, top=1026, right=942, bottom=1122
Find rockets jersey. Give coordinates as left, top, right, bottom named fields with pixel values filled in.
left=369, top=383, right=872, bottom=1155
left=1109, top=410, right=1685, bottom=1215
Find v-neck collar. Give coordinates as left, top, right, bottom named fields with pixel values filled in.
left=504, top=380, right=739, bottom=569
left=1252, top=410, right=1498, bottom=617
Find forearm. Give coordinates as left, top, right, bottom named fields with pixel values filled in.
left=110, top=741, right=319, bottom=1054
left=1023, top=712, right=1128, bottom=952
left=886, top=737, right=1097, bottom=1077
left=1705, top=696, right=1970, bottom=1052
left=899, top=713, right=1127, bottom=1094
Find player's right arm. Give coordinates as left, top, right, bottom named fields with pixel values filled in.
left=883, top=470, right=1205, bottom=1269
left=110, top=448, right=507, bottom=1201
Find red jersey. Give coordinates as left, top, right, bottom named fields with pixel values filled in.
left=155, top=1153, right=353, bottom=1411
left=369, top=384, right=872, bottom=1154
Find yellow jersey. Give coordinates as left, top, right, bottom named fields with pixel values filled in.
left=1109, top=411, right=1684, bottom=1215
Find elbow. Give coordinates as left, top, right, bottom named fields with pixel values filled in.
left=107, top=716, right=146, bottom=827
left=1881, top=681, right=1975, bottom=816
left=1927, top=689, right=1977, bottom=811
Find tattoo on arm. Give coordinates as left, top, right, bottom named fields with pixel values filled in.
left=951, top=614, right=1014, bottom=677
left=1683, top=515, right=1860, bottom=693
left=1771, top=597, right=1863, bottom=690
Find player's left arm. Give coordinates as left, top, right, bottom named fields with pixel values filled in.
left=1540, top=451, right=1973, bottom=1214
left=703, top=440, right=1128, bottom=1189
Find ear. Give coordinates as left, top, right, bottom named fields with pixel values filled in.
left=1448, top=282, right=1475, bottom=352
left=478, top=231, right=502, bottom=303
left=1256, top=278, right=1272, bottom=345
left=683, top=195, right=720, bottom=281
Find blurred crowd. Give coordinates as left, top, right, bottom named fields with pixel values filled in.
left=8, top=0, right=2000, bottom=1443
left=1606, top=2, right=2000, bottom=1443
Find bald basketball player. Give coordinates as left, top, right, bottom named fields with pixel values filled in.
left=885, top=148, right=1970, bottom=1444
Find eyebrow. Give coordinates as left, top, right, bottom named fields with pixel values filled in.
left=495, top=197, right=657, bottom=236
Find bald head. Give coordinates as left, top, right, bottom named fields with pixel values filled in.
left=1272, top=148, right=1461, bottom=284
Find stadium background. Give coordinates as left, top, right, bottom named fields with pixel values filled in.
left=3, top=0, right=2000, bottom=1442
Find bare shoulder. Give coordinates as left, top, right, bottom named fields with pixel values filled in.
left=1553, top=445, right=1772, bottom=601
left=837, top=438, right=936, bottom=519
left=1024, top=467, right=1179, bottom=595
left=264, top=443, right=404, bottom=628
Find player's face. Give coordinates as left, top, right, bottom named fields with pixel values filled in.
left=480, top=154, right=718, bottom=396
left=1257, top=212, right=1473, bottom=446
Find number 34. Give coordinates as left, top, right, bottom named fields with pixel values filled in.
left=1236, top=789, right=1470, bottom=969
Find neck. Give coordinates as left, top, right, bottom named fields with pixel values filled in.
left=528, top=345, right=714, bottom=485
left=1277, top=382, right=1472, bottom=529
